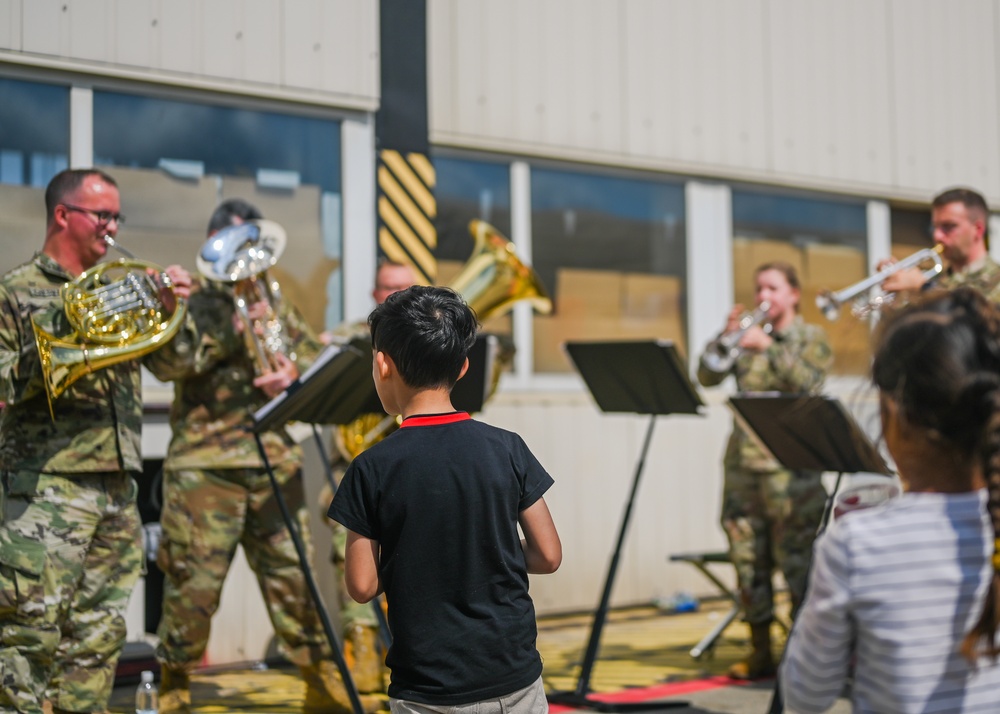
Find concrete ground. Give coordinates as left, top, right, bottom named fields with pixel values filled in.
left=108, top=598, right=852, bottom=713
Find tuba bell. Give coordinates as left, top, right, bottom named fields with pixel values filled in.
left=32, top=239, right=188, bottom=419
left=451, top=219, right=552, bottom=322
left=196, top=219, right=288, bottom=374
left=334, top=220, right=552, bottom=461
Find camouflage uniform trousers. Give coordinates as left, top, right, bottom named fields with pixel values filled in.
left=720, top=466, right=826, bottom=625
left=155, top=463, right=331, bottom=669
left=0, top=470, right=142, bottom=714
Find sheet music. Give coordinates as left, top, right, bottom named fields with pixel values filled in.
left=252, top=343, right=344, bottom=426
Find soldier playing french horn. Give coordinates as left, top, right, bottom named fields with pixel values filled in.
left=0, top=168, right=195, bottom=714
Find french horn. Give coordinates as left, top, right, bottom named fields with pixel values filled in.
left=335, top=220, right=552, bottom=461
left=32, top=237, right=188, bottom=419
left=197, top=219, right=288, bottom=375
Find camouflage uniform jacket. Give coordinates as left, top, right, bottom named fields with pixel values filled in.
left=0, top=252, right=196, bottom=473
left=936, top=255, right=1000, bottom=302
left=164, top=276, right=324, bottom=470
left=698, top=315, right=832, bottom=472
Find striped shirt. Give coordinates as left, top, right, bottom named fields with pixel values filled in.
left=781, top=489, right=1000, bottom=713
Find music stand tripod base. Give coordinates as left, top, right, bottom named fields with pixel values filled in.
left=548, top=340, right=704, bottom=712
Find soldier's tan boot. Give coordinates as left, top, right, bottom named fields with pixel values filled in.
left=301, top=661, right=385, bottom=714
left=345, top=624, right=384, bottom=694
left=727, top=622, right=776, bottom=680
left=159, top=667, right=192, bottom=714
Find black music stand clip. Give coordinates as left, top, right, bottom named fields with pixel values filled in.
left=547, top=340, right=703, bottom=712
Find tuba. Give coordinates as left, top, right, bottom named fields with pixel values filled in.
left=197, top=219, right=288, bottom=374
left=32, top=237, right=188, bottom=419
left=335, top=220, right=552, bottom=460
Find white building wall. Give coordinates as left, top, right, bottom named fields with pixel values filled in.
left=429, top=0, right=1000, bottom=204
left=1, top=0, right=380, bottom=110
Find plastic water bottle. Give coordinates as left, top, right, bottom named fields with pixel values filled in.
left=135, top=670, right=158, bottom=714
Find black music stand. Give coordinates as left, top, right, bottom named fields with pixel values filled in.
left=727, top=394, right=891, bottom=714
left=547, top=340, right=704, bottom=712
left=251, top=342, right=378, bottom=714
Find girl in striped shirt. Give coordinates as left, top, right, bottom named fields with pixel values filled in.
left=781, top=287, right=1000, bottom=713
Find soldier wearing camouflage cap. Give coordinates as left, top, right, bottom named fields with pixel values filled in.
left=154, top=199, right=376, bottom=714
left=0, top=168, right=195, bottom=714
left=698, top=261, right=833, bottom=681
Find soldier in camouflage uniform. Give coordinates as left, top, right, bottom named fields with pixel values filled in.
left=0, top=169, right=194, bottom=714
left=882, top=187, right=1000, bottom=302
left=318, top=259, right=417, bottom=694
left=154, top=200, right=375, bottom=714
left=697, top=262, right=832, bottom=681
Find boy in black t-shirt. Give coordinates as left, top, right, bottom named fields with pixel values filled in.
left=328, top=286, right=561, bottom=713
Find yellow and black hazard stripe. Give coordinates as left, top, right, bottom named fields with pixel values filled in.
left=377, top=149, right=436, bottom=284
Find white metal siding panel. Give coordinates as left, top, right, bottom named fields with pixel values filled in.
left=115, top=0, right=157, bottom=70
left=768, top=0, right=894, bottom=187
left=889, top=0, right=1000, bottom=197
left=282, top=0, right=378, bottom=99
left=10, top=0, right=377, bottom=109
left=21, top=0, right=63, bottom=57
left=624, top=0, right=770, bottom=172
left=159, top=1, right=200, bottom=75
left=66, top=0, right=114, bottom=64
left=0, top=0, right=22, bottom=51
left=441, top=0, right=625, bottom=154
left=243, top=0, right=282, bottom=86
left=201, top=0, right=244, bottom=82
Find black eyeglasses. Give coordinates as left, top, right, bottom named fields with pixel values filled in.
left=61, top=204, right=125, bottom=226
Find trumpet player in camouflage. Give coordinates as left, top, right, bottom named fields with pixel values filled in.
left=154, top=199, right=376, bottom=714
left=880, top=187, right=1000, bottom=302
left=697, top=261, right=832, bottom=681
left=0, top=168, right=195, bottom=714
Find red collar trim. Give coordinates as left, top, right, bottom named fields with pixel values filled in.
left=400, top=412, right=471, bottom=428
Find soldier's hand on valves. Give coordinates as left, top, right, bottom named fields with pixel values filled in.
left=880, top=265, right=926, bottom=294
left=155, top=265, right=192, bottom=314
left=724, top=304, right=745, bottom=333
left=253, top=352, right=298, bottom=398
left=739, top=325, right=773, bottom=352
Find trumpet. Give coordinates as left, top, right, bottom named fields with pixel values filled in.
left=197, top=219, right=288, bottom=375
left=32, top=236, right=188, bottom=418
left=816, top=245, right=944, bottom=320
left=700, top=301, right=772, bottom=374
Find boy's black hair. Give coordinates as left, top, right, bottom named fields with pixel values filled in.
left=368, top=285, right=479, bottom=389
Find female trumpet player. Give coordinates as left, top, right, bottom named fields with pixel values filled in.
left=697, top=262, right=833, bottom=680
left=782, top=288, right=1000, bottom=712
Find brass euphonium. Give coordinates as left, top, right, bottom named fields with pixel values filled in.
left=453, top=219, right=553, bottom=322
left=32, top=236, right=189, bottom=419
left=196, top=219, right=289, bottom=375
left=335, top=220, right=553, bottom=460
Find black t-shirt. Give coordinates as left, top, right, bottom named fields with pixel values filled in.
left=328, top=412, right=554, bottom=704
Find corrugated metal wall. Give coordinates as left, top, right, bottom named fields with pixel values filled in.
left=429, top=0, right=1000, bottom=203
left=1, top=0, right=380, bottom=109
